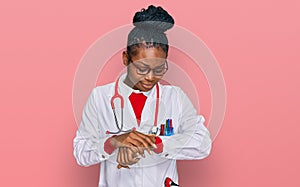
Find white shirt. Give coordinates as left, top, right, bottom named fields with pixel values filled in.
left=73, top=74, right=212, bottom=187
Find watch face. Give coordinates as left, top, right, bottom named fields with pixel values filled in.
left=149, top=126, right=160, bottom=135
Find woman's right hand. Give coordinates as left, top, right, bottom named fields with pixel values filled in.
left=110, top=130, right=156, bottom=157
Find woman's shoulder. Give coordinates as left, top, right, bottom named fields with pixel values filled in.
left=160, top=83, right=183, bottom=91
left=159, top=83, right=184, bottom=96
left=92, top=82, right=115, bottom=95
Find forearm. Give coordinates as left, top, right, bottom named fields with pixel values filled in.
left=159, top=126, right=211, bottom=160
left=156, top=87, right=212, bottom=160
left=73, top=130, right=115, bottom=166
left=73, top=88, right=117, bottom=166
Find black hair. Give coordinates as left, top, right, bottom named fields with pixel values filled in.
left=126, top=5, right=175, bottom=59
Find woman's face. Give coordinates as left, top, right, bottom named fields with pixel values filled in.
left=123, top=47, right=167, bottom=92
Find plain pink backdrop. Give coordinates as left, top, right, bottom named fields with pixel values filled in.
left=1, top=0, right=299, bottom=186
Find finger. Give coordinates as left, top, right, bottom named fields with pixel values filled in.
left=127, top=148, right=140, bottom=165
left=132, top=157, right=140, bottom=164
left=117, top=148, right=130, bottom=169
left=134, top=131, right=157, bottom=147
left=123, top=147, right=129, bottom=165
left=111, top=132, right=135, bottom=148
left=117, top=148, right=121, bottom=164
left=147, top=134, right=157, bottom=143
left=130, top=133, right=152, bottom=149
left=133, top=139, right=152, bottom=156
left=126, top=148, right=134, bottom=165
left=145, top=147, right=153, bottom=156
left=120, top=147, right=126, bottom=165
left=129, top=157, right=140, bottom=165
left=120, top=132, right=153, bottom=149
left=123, top=147, right=129, bottom=166
left=137, top=146, right=145, bottom=158
left=125, top=136, right=145, bottom=148
left=128, top=145, right=139, bottom=155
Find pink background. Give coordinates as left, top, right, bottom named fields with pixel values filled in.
left=1, top=0, right=299, bottom=186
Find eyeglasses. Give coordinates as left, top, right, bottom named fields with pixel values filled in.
left=130, top=60, right=168, bottom=76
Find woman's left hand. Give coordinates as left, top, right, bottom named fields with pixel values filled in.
left=117, top=147, right=140, bottom=168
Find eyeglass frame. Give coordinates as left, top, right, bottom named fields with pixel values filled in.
left=128, top=58, right=169, bottom=76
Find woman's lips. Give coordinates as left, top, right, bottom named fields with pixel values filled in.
left=141, top=83, right=154, bottom=89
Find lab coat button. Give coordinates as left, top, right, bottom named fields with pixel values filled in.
left=165, top=154, right=169, bottom=157
left=102, top=155, right=105, bottom=159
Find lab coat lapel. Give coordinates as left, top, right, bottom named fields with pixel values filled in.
left=140, top=83, right=162, bottom=132
left=117, top=74, right=162, bottom=132
left=117, top=74, right=139, bottom=129
left=124, top=95, right=139, bottom=128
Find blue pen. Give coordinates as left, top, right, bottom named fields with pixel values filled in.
left=166, top=119, right=171, bottom=136
left=165, top=119, right=167, bottom=136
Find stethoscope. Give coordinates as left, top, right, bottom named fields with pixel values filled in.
left=106, top=77, right=160, bottom=135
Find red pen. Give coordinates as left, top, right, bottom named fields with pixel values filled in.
left=160, top=124, right=165, bottom=136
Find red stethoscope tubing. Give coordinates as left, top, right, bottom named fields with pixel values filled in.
left=106, top=77, right=159, bottom=134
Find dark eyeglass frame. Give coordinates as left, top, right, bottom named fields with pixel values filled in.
left=129, top=59, right=169, bottom=76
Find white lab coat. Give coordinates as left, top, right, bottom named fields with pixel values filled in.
left=73, top=73, right=212, bottom=187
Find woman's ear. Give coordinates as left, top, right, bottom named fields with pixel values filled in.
left=122, top=51, right=130, bottom=66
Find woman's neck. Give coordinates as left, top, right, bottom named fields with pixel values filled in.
left=124, top=75, right=139, bottom=90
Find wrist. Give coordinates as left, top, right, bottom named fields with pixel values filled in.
left=104, top=135, right=117, bottom=154
left=153, top=136, right=163, bottom=154
left=110, top=135, right=118, bottom=148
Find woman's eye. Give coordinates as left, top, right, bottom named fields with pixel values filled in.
left=154, top=68, right=164, bottom=73
left=138, top=67, right=149, bottom=72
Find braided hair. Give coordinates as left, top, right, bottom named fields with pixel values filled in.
left=126, top=5, right=175, bottom=59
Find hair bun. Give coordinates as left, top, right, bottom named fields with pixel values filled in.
left=133, top=5, right=175, bottom=32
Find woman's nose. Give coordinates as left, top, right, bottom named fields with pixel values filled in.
left=145, top=70, right=155, bottom=81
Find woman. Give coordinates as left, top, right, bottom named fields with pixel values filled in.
left=73, top=5, right=212, bottom=187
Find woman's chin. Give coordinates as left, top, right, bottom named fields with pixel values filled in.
left=132, top=84, right=151, bottom=92
left=141, top=83, right=154, bottom=91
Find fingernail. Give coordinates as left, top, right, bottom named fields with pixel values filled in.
left=150, top=150, right=153, bottom=155
left=152, top=144, right=157, bottom=149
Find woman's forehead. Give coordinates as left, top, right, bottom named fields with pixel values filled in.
left=131, top=47, right=166, bottom=65
left=133, top=47, right=166, bottom=59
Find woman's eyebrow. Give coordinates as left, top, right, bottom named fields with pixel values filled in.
left=133, top=61, right=150, bottom=67
left=135, top=61, right=165, bottom=67
left=155, top=63, right=165, bottom=68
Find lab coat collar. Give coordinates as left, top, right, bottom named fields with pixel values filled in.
left=117, top=73, right=161, bottom=129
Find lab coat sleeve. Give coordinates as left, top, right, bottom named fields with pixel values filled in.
left=73, top=88, right=115, bottom=166
left=158, top=87, right=212, bottom=160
